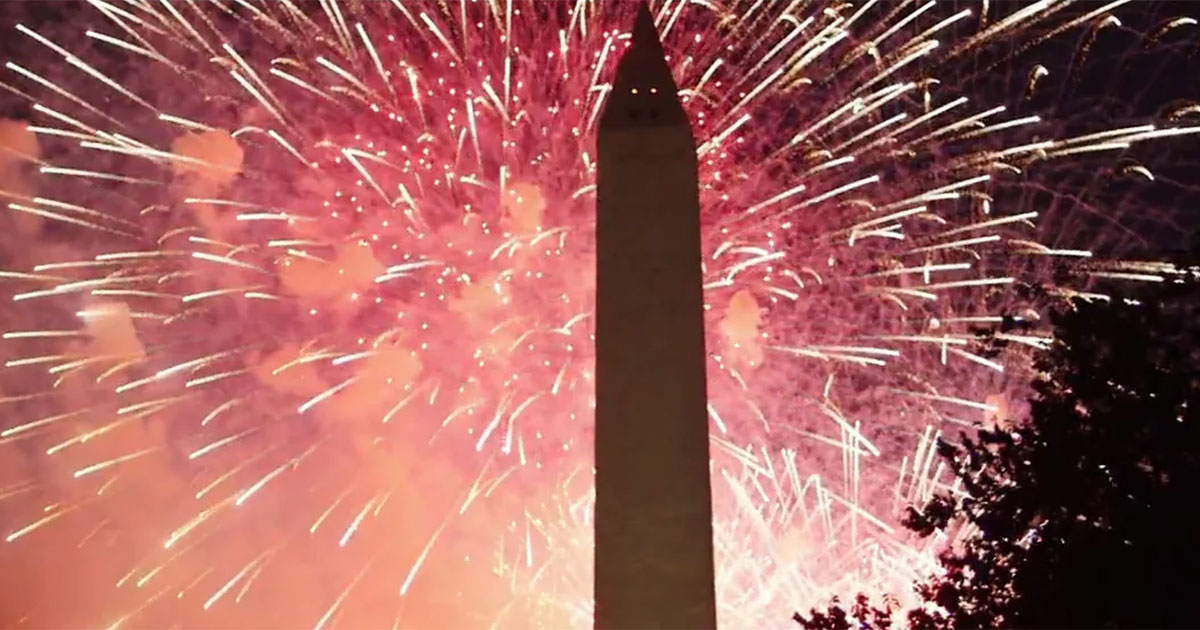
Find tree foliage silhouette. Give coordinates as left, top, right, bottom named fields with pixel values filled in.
left=797, top=267, right=1200, bottom=629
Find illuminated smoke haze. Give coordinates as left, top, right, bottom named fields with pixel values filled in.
left=0, top=1, right=1197, bottom=628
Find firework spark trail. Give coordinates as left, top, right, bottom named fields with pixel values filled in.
left=0, top=0, right=1196, bottom=627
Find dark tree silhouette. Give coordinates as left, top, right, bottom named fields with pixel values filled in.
left=792, top=593, right=898, bottom=630
left=797, top=263, right=1200, bottom=629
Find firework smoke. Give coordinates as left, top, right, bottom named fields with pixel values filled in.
left=1, top=1, right=1197, bottom=628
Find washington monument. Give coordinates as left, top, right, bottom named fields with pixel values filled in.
left=594, top=3, right=717, bottom=629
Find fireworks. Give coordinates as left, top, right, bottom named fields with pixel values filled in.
left=0, top=1, right=1196, bottom=627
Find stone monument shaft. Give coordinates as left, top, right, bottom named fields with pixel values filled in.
left=594, top=4, right=717, bottom=629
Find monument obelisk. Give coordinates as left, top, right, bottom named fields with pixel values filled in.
left=594, top=3, right=717, bottom=629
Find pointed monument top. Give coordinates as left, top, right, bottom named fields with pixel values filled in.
left=631, top=2, right=658, bottom=47
left=599, top=1, right=690, bottom=130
